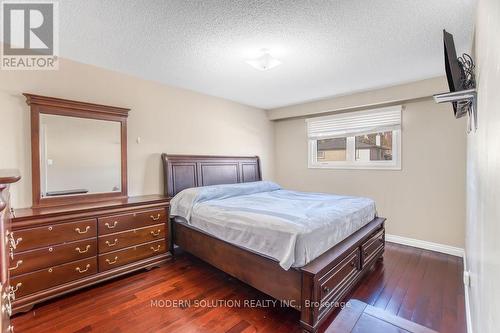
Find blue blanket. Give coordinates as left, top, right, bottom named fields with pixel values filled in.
left=171, top=181, right=376, bottom=269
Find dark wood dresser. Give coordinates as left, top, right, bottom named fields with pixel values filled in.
left=0, top=170, right=21, bottom=333
left=7, top=94, right=173, bottom=314
left=10, top=195, right=171, bottom=313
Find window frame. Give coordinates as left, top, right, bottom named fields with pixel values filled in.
left=308, top=129, right=402, bottom=170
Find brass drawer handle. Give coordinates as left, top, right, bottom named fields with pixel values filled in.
left=150, top=229, right=161, bottom=237
left=0, top=283, right=22, bottom=302
left=12, top=236, right=22, bottom=248
left=150, top=245, right=161, bottom=252
left=6, top=283, right=21, bottom=302
left=75, top=264, right=91, bottom=273
left=105, top=239, right=118, bottom=247
left=105, top=221, right=118, bottom=229
left=9, top=260, right=23, bottom=271
left=7, top=232, right=22, bottom=249
left=75, top=245, right=91, bottom=253
left=75, top=226, right=91, bottom=234
left=2, top=284, right=20, bottom=305
left=106, top=256, right=118, bottom=265
left=10, top=283, right=22, bottom=294
left=150, top=214, right=161, bottom=221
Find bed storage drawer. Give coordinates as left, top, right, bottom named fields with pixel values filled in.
left=98, top=209, right=167, bottom=235
left=318, top=248, right=360, bottom=305
left=98, top=239, right=166, bottom=271
left=12, top=219, right=97, bottom=252
left=98, top=224, right=166, bottom=253
left=361, top=229, right=384, bottom=267
left=10, top=257, right=97, bottom=298
left=9, top=238, right=97, bottom=276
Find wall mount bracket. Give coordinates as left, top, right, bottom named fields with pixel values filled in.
left=433, top=88, right=477, bottom=132
left=433, top=88, right=476, bottom=104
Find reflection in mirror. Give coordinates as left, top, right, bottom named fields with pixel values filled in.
left=40, top=114, right=122, bottom=198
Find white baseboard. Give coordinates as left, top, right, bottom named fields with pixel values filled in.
left=385, top=234, right=465, bottom=257
left=463, top=255, right=473, bottom=333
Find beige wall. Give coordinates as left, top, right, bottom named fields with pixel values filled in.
left=0, top=58, right=274, bottom=208
left=466, top=0, right=500, bottom=331
left=268, top=77, right=449, bottom=120
left=272, top=83, right=466, bottom=248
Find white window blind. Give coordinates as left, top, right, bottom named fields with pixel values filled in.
left=306, top=106, right=402, bottom=140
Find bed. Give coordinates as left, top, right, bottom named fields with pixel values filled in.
left=162, top=154, right=385, bottom=332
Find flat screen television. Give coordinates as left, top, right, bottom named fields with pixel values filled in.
left=443, top=30, right=467, bottom=118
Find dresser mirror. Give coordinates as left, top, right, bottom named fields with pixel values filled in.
left=40, top=114, right=122, bottom=197
left=25, top=94, right=130, bottom=208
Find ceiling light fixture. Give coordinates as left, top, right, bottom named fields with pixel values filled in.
left=246, top=49, right=282, bottom=71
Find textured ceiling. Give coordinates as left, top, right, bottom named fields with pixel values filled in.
left=56, top=0, right=475, bottom=109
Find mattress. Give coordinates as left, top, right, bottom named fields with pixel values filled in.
left=170, top=181, right=376, bottom=270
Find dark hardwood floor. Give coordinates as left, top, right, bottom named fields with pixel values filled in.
left=12, top=243, right=465, bottom=333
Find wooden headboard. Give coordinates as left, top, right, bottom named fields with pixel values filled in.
left=161, top=154, right=262, bottom=197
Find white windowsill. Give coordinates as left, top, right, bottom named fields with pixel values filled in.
left=308, top=163, right=401, bottom=170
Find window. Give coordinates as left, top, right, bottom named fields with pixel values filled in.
left=355, top=131, right=393, bottom=161
left=307, top=106, right=401, bottom=169
left=317, top=137, right=346, bottom=161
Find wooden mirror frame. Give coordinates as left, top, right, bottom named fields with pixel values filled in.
left=24, top=94, right=130, bottom=208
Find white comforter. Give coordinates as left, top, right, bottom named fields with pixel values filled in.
left=170, top=181, right=376, bottom=270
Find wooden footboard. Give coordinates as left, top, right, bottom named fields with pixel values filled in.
left=172, top=217, right=385, bottom=333
left=299, top=217, right=385, bottom=332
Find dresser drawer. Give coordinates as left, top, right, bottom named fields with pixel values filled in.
left=98, top=208, right=167, bottom=235
left=98, top=224, right=166, bottom=253
left=319, top=248, right=360, bottom=305
left=13, top=219, right=97, bottom=252
left=98, top=239, right=166, bottom=271
left=10, top=257, right=97, bottom=298
left=361, top=229, right=384, bottom=266
left=9, top=238, right=97, bottom=277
